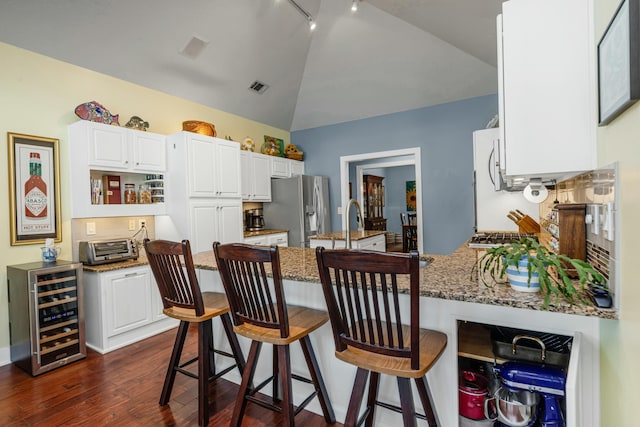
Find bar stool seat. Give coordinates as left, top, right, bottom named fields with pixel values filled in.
left=334, top=324, right=446, bottom=379
left=232, top=305, right=329, bottom=345
left=163, top=292, right=230, bottom=321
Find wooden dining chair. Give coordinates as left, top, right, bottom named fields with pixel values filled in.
left=315, top=247, right=447, bottom=427
left=144, top=239, right=246, bottom=427
left=213, top=242, right=336, bottom=427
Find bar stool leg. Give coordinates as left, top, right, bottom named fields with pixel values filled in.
left=160, top=320, right=189, bottom=405
left=364, top=371, right=379, bottom=427
left=345, top=367, right=370, bottom=427
left=231, top=340, right=262, bottom=427
left=414, top=375, right=439, bottom=427
left=220, top=313, right=246, bottom=375
left=272, top=344, right=281, bottom=403
left=198, top=320, right=213, bottom=426
left=277, top=344, right=294, bottom=427
left=397, top=377, right=417, bottom=427
left=299, top=335, right=336, bottom=423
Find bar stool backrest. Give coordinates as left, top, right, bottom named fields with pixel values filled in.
left=144, top=239, right=205, bottom=316
left=213, top=242, right=289, bottom=338
left=316, top=248, right=421, bottom=370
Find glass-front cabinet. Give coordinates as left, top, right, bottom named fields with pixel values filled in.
left=363, top=174, right=386, bottom=231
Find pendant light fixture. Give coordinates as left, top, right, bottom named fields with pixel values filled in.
left=351, top=0, right=361, bottom=12
left=287, top=0, right=316, bottom=30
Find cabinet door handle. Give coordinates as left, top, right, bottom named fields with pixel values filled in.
left=124, top=272, right=138, bottom=278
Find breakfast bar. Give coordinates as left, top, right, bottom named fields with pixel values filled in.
left=191, top=243, right=614, bottom=427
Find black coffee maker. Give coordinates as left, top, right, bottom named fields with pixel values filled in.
left=245, top=208, right=265, bottom=231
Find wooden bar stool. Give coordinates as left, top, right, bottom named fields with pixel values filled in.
left=213, top=242, right=336, bottom=427
left=144, top=239, right=246, bottom=427
left=315, top=248, right=447, bottom=427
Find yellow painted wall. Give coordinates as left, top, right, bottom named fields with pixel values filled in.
left=595, top=0, right=640, bottom=424
left=0, top=41, right=288, bottom=351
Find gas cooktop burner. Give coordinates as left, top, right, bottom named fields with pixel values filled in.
left=468, top=232, right=538, bottom=248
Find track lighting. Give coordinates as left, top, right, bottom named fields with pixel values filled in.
left=287, top=0, right=317, bottom=30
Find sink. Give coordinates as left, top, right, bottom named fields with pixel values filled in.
left=419, top=258, right=432, bottom=269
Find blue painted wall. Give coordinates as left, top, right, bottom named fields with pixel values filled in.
left=385, top=165, right=415, bottom=233
left=292, top=94, right=497, bottom=254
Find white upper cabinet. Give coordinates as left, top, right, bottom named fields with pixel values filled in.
left=271, top=156, right=304, bottom=178
left=167, top=132, right=241, bottom=198
left=80, top=120, right=166, bottom=173
left=131, top=132, right=166, bottom=172
left=87, top=124, right=128, bottom=170
left=215, top=139, right=242, bottom=198
left=290, top=159, right=304, bottom=176
left=270, top=156, right=290, bottom=178
left=498, top=0, right=596, bottom=180
left=241, top=151, right=272, bottom=202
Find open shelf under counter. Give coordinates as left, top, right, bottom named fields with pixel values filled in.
left=457, top=321, right=507, bottom=364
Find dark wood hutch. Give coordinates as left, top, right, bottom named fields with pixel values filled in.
left=363, top=174, right=387, bottom=231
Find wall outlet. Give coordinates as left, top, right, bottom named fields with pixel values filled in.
left=138, top=219, right=147, bottom=229
left=337, top=206, right=342, bottom=215
left=86, top=222, right=96, bottom=235
left=128, top=219, right=136, bottom=231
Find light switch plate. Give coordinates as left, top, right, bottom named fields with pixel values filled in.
left=128, top=219, right=136, bottom=231
left=86, top=222, right=96, bottom=235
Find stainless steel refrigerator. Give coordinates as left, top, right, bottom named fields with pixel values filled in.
left=263, top=175, right=331, bottom=247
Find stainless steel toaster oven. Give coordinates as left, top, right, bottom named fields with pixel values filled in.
left=78, top=238, right=139, bottom=265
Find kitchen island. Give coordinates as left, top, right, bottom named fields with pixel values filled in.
left=192, top=243, right=613, bottom=427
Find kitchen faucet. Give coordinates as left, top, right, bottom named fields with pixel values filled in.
left=345, top=198, right=363, bottom=249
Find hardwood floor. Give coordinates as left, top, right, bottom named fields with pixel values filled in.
left=0, top=325, right=341, bottom=426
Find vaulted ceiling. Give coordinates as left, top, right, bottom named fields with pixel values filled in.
left=0, top=0, right=503, bottom=131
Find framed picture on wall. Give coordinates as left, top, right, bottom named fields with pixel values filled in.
left=406, top=180, right=416, bottom=211
left=597, top=0, right=640, bottom=125
left=8, top=132, right=62, bottom=246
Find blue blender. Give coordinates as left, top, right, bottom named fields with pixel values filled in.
left=499, top=362, right=567, bottom=426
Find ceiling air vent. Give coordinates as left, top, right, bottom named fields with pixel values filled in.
left=248, top=80, right=269, bottom=94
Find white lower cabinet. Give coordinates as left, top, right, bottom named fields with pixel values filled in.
left=244, top=232, right=288, bottom=247
left=83, top=265, right=178, bottom=354
left=243, top=235, right=268, bottom=246
left=268, top=232, right=288, bottom=246
left=309, top=234, right=385, bottom=251
left=189, top=199, right=243, bottom=254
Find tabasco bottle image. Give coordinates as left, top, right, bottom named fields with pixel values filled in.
left=25, top=152, right=48, bottom=218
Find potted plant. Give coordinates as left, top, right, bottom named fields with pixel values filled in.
left=472, top=237, right=606, bottom=308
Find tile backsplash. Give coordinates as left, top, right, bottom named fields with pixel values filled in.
left=539, top=163, right=618, bottom=307
left=70, top=216, right=155, bottom=261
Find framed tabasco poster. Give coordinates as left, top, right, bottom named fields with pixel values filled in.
left=7, top=132, right=61, bottom=246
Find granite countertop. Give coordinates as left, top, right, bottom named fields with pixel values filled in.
left=82, top=256, right=149, bottom=273
left=244, top=229, right=288, bottom=238
left=192, top=244, right=617, bottom=319
left=309, top=230, right=387, bottom=241
left=81, top=240, right=617, bottom=319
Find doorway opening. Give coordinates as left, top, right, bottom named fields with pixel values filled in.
left=340, top=148, right=422, bottom=253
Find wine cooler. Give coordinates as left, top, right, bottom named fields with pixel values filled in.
left=7, top=260, right=86, bottom=376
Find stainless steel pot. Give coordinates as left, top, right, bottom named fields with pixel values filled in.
left=484, top=387, right=539, bottom=427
